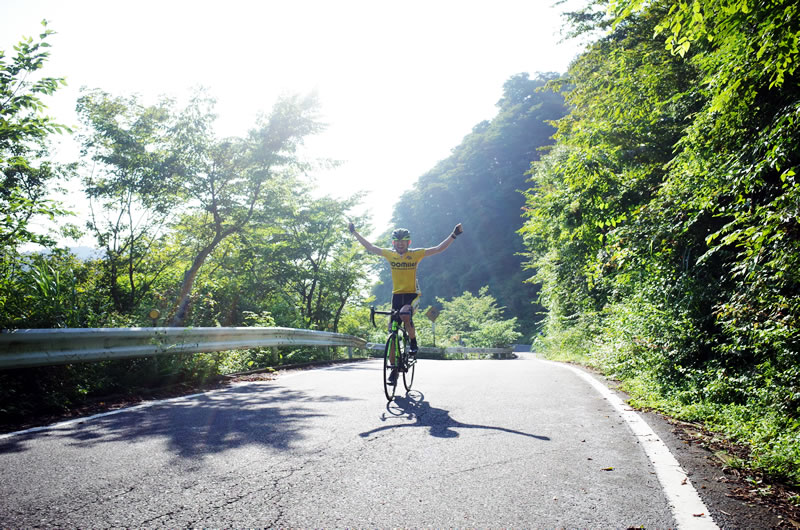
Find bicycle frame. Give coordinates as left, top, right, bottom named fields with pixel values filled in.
left=371, top=306, right=416, bottom=400
left=389, top=320, right=406, bottom=365
left=371, top=306, right=406, bottom=363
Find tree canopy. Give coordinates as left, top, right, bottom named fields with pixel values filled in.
left=1, top=21, right=71, bottom=253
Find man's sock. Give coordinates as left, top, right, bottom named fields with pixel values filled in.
left=410, top=338, right=418, bottom=350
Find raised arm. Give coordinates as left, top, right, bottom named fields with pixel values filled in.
left=424, top=223, right=463, bottom=257
left=348, top=222, right=383, bottom=255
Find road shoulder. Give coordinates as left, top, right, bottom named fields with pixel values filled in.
left=562, top=360, right=798, bottom=529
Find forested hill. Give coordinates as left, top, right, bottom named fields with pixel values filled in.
left=373, top=73, right=567, bottom=336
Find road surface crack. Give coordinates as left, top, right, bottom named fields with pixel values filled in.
left=179, top=459, right=315, bottom=527
left=62, top=485, right=137, bottom=521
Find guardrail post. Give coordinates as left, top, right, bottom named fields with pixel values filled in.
left=347, top=346, right=353, bottom=359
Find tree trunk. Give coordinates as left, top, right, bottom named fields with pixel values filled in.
left=169, top=233, right=228, bottom=327
left=332, top=294, right=348, bottom=333
left=223, top=293, right=240, bottom=326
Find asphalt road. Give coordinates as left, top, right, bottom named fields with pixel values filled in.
left=1, top=357, right=699, bottom=527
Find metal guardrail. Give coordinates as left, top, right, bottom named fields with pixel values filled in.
left=0, top=327, right=367, bottom=370
left=365, top=343, right=514, bottom=359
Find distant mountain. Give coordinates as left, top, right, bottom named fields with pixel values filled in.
left=377, top=73, right=568, bottom=336
left=21, top=245, right=100, bottom=260
left=69, top=246, right=101, bottom=260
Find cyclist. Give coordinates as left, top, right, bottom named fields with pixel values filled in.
left=348, top=222, right=463, bottom=383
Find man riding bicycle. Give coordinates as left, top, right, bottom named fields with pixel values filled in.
left=348, top=222, right=463, bottom=383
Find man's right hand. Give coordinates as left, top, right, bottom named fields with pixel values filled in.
left=453, top=223, right=463, bottom=237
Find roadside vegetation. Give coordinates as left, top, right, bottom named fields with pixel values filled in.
left=521, top=0, right=800, bottom=485
left=2, top=2, right=799, bottom=490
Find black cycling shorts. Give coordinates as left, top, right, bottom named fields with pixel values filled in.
left=390, top=293, right=418, bottom=327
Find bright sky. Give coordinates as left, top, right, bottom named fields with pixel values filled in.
left=2, top=0, right=585, bottom=242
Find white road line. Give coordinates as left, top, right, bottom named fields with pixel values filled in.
left=560, top=362, right=719, bottom=529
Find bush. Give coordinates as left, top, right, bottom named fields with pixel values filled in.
left=434, top=287, right=521, bottom=348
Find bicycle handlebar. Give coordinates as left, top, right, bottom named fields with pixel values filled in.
left=370, top=306, right=397, bottom=328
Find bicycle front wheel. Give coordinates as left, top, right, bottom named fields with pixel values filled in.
left=383, top=334, right=398, bottom=401
left=402, top=333, right=415, bottom=391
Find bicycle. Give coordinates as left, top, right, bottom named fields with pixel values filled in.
left=370, top=306, right=416, bottom=401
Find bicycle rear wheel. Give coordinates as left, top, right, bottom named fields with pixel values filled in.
left=402, top=332, right=415, bottom=391
left=383, top=334, right=398, bottom=401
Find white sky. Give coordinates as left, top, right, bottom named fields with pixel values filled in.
left=2, top=0, right=585, bottom=242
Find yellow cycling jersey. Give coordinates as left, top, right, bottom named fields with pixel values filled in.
left=381, top=248, right=426, bottom=294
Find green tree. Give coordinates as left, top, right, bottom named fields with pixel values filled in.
left=146, top=178, right=375, bottom=334
left=165, top=176, right=300, bottom=328
left=1, top=21, right=72, bottom=252
left=77, top=89, right=183, bottom=314
left=75, top=88, right=324, bottom=326
left=435, top=286, right=521, bottom=348
left=267, top=192, right=374, bottom=331
left=520, top=2, right=707, bottom=349
left=168, top=93, right=323, bottom=326
left=0, top=23, right=81, bottom=329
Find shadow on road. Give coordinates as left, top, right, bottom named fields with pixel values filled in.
left=0, top=384, right=356, bottom=458
left=359, top=391, right=550, bottom=441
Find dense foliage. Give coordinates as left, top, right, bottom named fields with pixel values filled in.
left=521, top=0, right=800, bottom=483
left=0, top=27, right=380, bottom=424
left=433, top=286, right=521, bottom=348
left=0, top=21, right=72, bottom=254
left=1, top=22, right=75, bottom=324
left=374, top=73, right=568, bottom=336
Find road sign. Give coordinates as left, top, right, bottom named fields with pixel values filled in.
left=425, top=307, right=440, bottom=322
